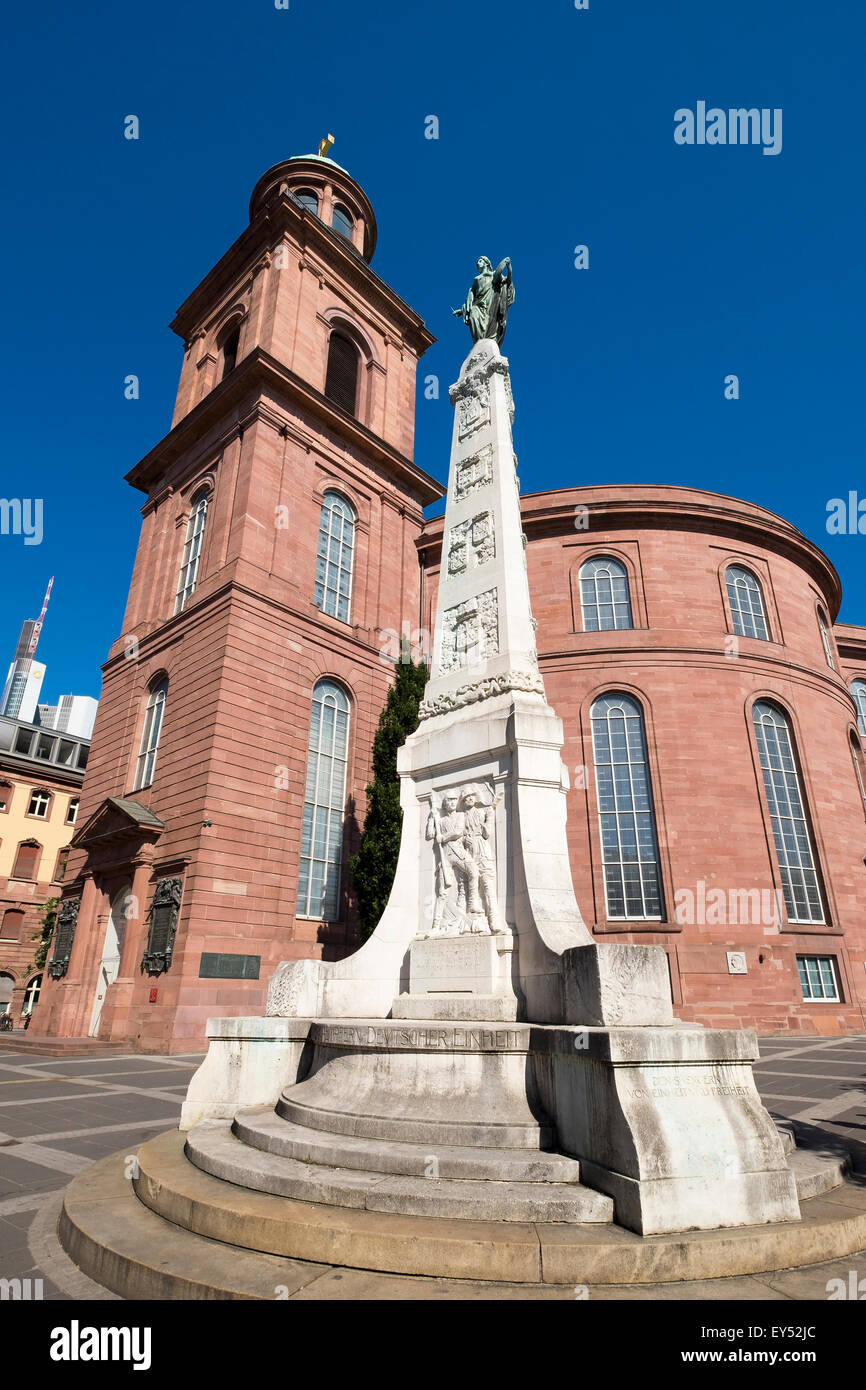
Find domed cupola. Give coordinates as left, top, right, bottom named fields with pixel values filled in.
left=248, top=136, right=377, bottom=261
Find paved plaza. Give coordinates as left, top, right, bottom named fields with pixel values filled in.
left=0, top=1035, right=864, bottom=1301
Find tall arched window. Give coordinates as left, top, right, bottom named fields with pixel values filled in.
left=315, top=491, right=356, bottom=623
left=0, top=974, right=12, bottom=1017
left=134, top=678, right=168, bottom=791
left=726, top=565, right=769, bottom=640
left=296, top=681, right=350, bottom=921
left=850, top=732, right=866, bottom=813
left=332, top=204, right=354, bottom=241
left=579, top=556, right=633, bottom=631
left=174, top=489, right=210, bottom=614
left=324, top=332, right=360, bottom=414
left=12, top=841, right=41, bottom=881
left=852, top=679, right=866, bottom=737
left=752, top=701, right=825, bottom=924
left=293, top=187, right=319, bottom=213
left=817, top=607, right=835, bottom=669
left=591, top=693, right=664, bottom=920
left=220, top=323, right=240, bottom=380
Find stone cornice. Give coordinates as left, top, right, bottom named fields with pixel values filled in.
left=0, top=754, right=85, bottom=790
left=417, top=486, right=844, bottom=619
left=539, top=644, right=857, bottom=705
left=834, top=622, right=866, bottom=661
left=169, top=197, right=433, bottom=355
left=124, top=347, right=444, bottom=508
left=101, top=574, right=398, bottom=677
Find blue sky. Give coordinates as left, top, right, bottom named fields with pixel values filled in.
left=2, top=0, right=864, bottom=702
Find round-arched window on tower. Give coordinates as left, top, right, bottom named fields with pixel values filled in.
left=220, top=324, right=240, bottom=380
left=324, top=333, right=360, bottom=415
left=293, top=187, right=319, bottom=214
left=332, top=204, right=354, bottom=241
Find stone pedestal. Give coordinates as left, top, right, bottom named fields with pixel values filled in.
left=563, top=943, right=674, bottom=1027
left=183, top=1014, right=800, bottom=1235
left=180, top=1016, right=311, bottom=1131
left=531, top=1025, right=799, bottom=1234
left=392, top=933, right=518, bottom=1021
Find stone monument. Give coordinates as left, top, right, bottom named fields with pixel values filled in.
left=182, top=269, right=801, bottom=1237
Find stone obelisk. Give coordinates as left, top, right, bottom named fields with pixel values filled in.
left=267, top=319, right=675, bottom=1026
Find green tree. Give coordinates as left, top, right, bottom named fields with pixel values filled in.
left=30, top=897, right=58, bottom=974
left=350, top=647, right=427, bottom=941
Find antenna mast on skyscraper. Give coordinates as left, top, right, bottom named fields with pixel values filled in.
left=26, top=577, right=54, bottom=658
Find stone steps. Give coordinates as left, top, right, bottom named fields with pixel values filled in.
left=275, top=1092, right=555, bottom=1149
left=0, top=1034, right=128, bottom=1056
left=233, top=1106, right=584, bottom=1182
left=60, top=1149, right=321, bottom=1301
left=58, top=1131, right=866, bottom=1294
left=185, top=1122, right=613, bottom=1224
left=786, top=1147, right=848, bottom=1200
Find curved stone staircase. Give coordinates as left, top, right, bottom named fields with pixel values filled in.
left=55, top=1077, right=866, bottom=1300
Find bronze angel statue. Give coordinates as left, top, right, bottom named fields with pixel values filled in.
left=453, top=256, right=515, bottom=346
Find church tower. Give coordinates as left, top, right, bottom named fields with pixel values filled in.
left=36, top=149, right=443, bottom=1051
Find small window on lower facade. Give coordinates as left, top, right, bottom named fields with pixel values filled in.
left=797, top=955, right=840, bottom=1002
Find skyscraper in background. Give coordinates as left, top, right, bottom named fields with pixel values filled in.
left=1, top=580, right=97, bottom=735
left=0, top=618, right=47, bottom=723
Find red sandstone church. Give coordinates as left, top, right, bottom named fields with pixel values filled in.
left=33, top=153, right=866, bottom=1051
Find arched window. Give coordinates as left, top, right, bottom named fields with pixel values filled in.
left=726, top=565, right=769, bottom=640
left=12, top=841, right=41, bottom=881
left=849, top=732, right=866, bottom=814
left=134, top=678, right=168, bottom=791
left=590, top=693, right=664, bottom=920
left=324, top=332, right=360, bottom=414
left=0, top=910, right=25, bottom=941
left=852, top=679, right=866, bottom=738
left=332, top=204, right=354, bottom=241
left=296, top=680, right=350, bottom=921
left=174, top=489, right=210, bottom=614
left=315, top=491, right=356, bottom=623
left=220, top=323, right=240, bottom=380
left=27, top=788, right=51, bottom=819
left=752, top=701, right=825, bottom=924
left=0, top=974, right=12, bottom=1017
left=293, top=187, right=319, bottom=213
left=579, top=556, right=633, bottom=632
left=54, top=847, right=70, bottom=883
left=23, top=974, right=42, bottom=1016
left=817, top=607, right=835, bottom=669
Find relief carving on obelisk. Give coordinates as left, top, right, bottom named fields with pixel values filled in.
left=446, top=511, right=496, bottom=575
left=455, top=382, right=490, bottom=440
left=421, top=782, right=506, bottom=938
left=454, top=445, right=494, bottom=502
left=440, top=588, right=499, bottom=671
